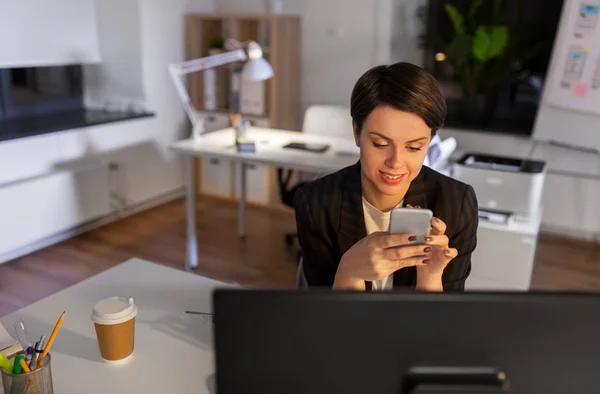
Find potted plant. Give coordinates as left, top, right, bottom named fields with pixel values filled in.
left=442, top=0, right=512, bottom=124
left=417, top=0, right=556, bottom=128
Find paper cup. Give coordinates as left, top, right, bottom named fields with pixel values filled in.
left=91, top=296, right=137, bottom=364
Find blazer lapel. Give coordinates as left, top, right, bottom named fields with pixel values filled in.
left=403, top=170, right=427, bottom=209
left=337, top=162, right=367, bottom=253
left=337, top=162, right=370, bottom=290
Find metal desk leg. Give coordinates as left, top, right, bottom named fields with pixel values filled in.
left=238, top=162, right=247, bottom=239
left=185, top=156, right=199, bottom=270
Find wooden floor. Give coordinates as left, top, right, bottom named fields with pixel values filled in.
left=1, top=196, right=599, bottom=317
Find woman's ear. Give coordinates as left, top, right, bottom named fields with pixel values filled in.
left=352, top=121, right=360, bottom=147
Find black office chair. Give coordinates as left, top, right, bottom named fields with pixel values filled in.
left=277, top=168, right=307, bottom=247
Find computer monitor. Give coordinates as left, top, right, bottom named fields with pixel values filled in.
left=213, top=290, right=600, bottom=394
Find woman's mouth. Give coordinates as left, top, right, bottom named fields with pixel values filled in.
left=379, top=171, right=406, bottom=185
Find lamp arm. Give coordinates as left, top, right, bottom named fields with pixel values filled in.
left=168, top=48, right=247, bottom=128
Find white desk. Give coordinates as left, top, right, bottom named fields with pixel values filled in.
left=170, top=127, right=360, bottom=270
left=0, top=259, right=229, bottom=394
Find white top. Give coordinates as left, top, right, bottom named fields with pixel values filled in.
left=0, top=258, right=233, bottom=394
left=362, top=197, right=403, bottom=291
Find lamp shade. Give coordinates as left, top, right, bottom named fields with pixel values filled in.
left=241, top=57, right=274, bottom=81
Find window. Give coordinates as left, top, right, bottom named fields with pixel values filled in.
left=0, top=65, right=84, bottom=121
left=420, top=0, right=564, bottom=135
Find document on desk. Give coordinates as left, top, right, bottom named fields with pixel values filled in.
left=0, top=322, right=20, bottom=356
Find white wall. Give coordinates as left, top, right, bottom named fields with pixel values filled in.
left=0, top=0, right=216, bottom=262
left=84, top=0, right=145, bottom=109
left=0, top=0, right=101, bottom=67
left=389, top=0, right=427, bottom=66
left=217, top=0, right=393, bottom=114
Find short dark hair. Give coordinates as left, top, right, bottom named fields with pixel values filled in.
left=350, top=62, right=447, bottom=137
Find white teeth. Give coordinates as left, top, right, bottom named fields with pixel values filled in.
left=383, top=173, right=401, bottom=179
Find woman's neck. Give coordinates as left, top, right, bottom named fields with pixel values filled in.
left=361, top=173, right=408, bottom=212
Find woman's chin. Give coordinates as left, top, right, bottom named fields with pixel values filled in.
left=375, top=180, right=408, bottom=196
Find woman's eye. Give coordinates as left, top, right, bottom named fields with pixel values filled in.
left=372, top=142, right=389, bottom=149
left=407, top=146, right=422, bottom=152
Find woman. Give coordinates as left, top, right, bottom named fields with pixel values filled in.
left=294, top=62, right=478, bottom=292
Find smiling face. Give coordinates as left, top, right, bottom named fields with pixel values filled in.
left=354, top=105, right=431, bottom=212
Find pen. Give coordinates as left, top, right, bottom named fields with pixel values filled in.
left=29, top=336, right=45, bottom=369
left=25, top=346, right=34, bottom=366
left=37, top=311, right=65, bottom=369
left=184, top=310, right=215, bottom=322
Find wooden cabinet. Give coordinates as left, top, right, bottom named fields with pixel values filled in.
left=185, top=13, right=300, bottom=207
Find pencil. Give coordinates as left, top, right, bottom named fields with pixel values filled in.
left=19, top=358, right=31, bottom=373
left=37, top=311, right=65, bottom=369
left=20, top=358, right=37, bottom=394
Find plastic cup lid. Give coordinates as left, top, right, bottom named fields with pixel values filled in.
left=91, top=296, right=137, bottom=325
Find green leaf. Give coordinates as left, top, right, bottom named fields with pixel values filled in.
left=445, top=35, right=473, bottom=65
left=488, top=26, right=509, bottom=58
left=444, top=4, right=465, bottom=35
left=473, top=27, right=491, bottom=62
left=472, top=25, right=508, bottom=62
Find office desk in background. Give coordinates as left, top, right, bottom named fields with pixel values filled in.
left=170, top=127, right=360, bottom=270
left=0, top=259, right=226, bottom=394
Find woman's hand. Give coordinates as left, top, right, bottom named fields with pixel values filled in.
left=334, top=231, right=432, bottom=290
left=407, top=205, right=458, bottom=291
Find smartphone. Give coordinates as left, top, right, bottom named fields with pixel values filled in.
left=388, top=208, right=433, bottom=245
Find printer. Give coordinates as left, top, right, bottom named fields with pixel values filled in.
left=452, top=152, right=547, bottom=291
left=452, top=153, right=547, bottom=221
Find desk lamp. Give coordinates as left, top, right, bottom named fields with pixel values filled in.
left=168, top=39, right=274, bottom=141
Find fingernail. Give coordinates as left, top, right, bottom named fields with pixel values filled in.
left=425, top=237, right=433, bottom=242
left=408, top=235, right=417, bottom=242
left=422, top=259, right=431, bottom=264
left=423, top=247, right=431, bottom=253
left=445, top=249, right=451, bottom=254
left=434, top=217, right=439, bottom=222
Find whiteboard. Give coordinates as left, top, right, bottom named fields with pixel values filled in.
left=543, top=1, right=600, bottom=115
left=533, top=0, right=600, bottom=150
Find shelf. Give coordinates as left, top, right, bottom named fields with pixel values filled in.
left=185, top=12, right=299, bottom=131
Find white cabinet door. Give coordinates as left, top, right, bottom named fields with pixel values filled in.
left=233, top=163, right=270, bottom=205
left=199, top=113, right=233, bottom=198
left=200, top=157, right=234, bottom=199
left=468, top=225, right=538, bottom=290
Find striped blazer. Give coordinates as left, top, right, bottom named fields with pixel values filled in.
left=293, top=161, right=478, bottom=291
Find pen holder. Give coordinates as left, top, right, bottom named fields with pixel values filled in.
left=1, top=354, right=53, bottom=394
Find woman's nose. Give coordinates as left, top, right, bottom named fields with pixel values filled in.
left=385, top=148, right=405, bottom=169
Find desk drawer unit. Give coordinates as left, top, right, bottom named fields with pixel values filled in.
left=468, top=226, right=538, bottom=290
